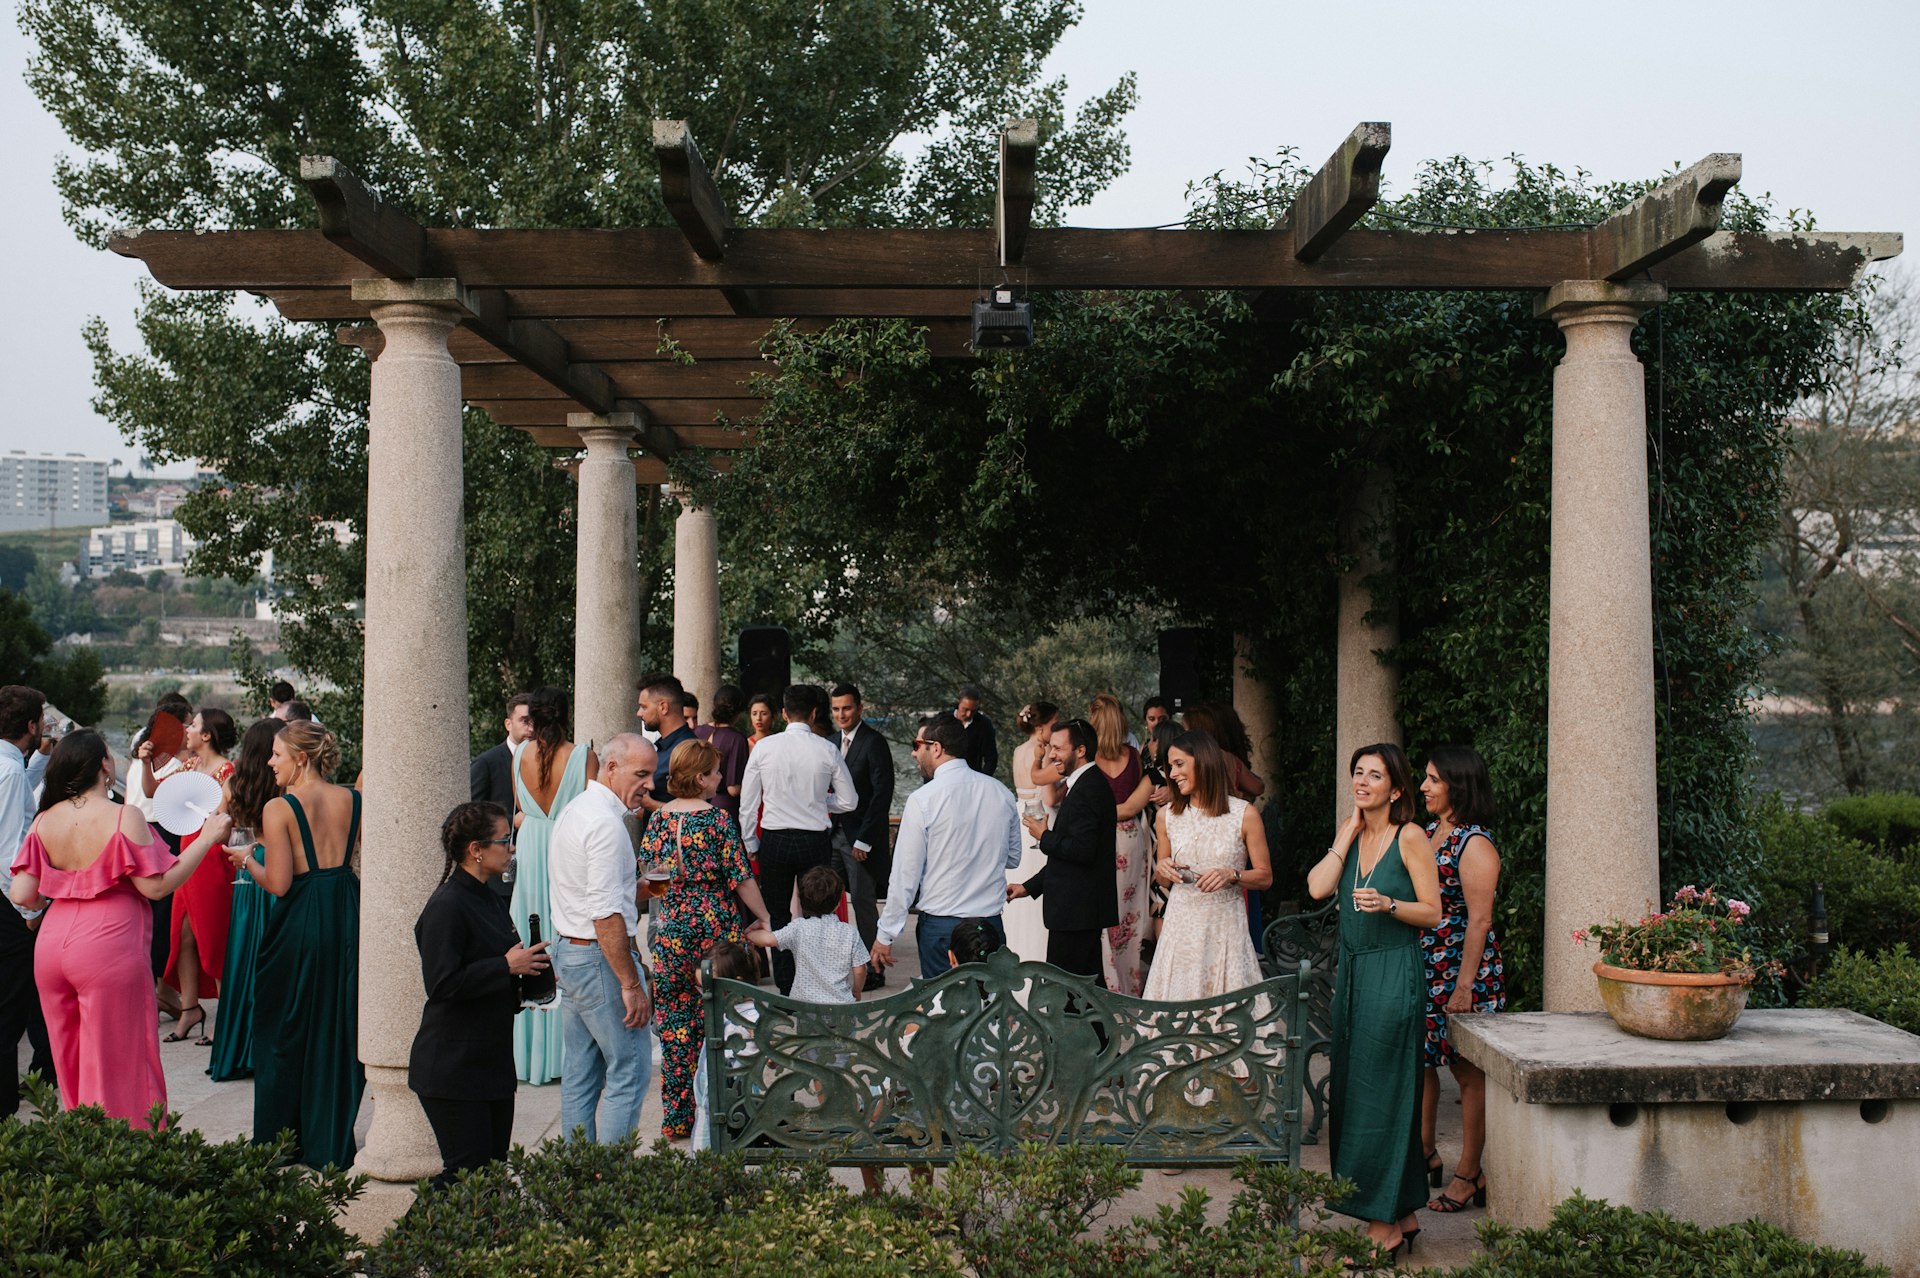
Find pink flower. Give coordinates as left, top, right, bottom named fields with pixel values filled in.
left=1673, top=885, right=1702, bottom=904
left=1727, top=899, right=1751, bottom=920
left=1572, top=929, right=1588, bottom=944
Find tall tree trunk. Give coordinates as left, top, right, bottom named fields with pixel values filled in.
left=1797, top=594, right=1868, bottom=793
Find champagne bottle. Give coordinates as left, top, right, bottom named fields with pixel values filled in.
left=521, top=911, right=557, bottom=1005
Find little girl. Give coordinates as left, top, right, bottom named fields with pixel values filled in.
left=746, top=866, right=869, bottom=1002
left=690, top=939, right=759, bottom=1153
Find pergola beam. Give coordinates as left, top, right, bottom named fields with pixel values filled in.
left=1288, top=123, right=1391, bottom=262
left=1593, top=153, right=1743, bottom=280
left=465, top=288, right=615, bottom=415
left=299, top=156, right=426, bottom=280
left=653, top=120, right=732, bottom=262
left=997, top=119, right=1038, bottom=267
left=116, top=225, right=1896, bottom=293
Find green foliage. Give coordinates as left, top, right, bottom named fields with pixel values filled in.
left=363, top=1136, right=953, bottom=1278
left=1459, top=1192, right=1886, bottom=1278
left=1577, top=886, right=1773, bottom=979
left=0, top=587, right=108, bottom=724
left=1818, top=792, right=1920, bottom=858
left=1749, top=795, right=1920, bottom=962
left=1804, top=944, right=1920, bottom=1035
left=0, top=1078, right=361, bottom=1277
left=904, top=1144, right=1381, bottom=1278
left=0, top=545, right=36, bottom=593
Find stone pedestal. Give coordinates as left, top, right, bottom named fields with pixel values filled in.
left=1334, top=463, right=1399, bottom=823
left=570, top=413, right=640, bottom=751
left=348, top=278, right=473, bottom=1182
left=672, top=490, right=721, bottom=707
left=1538, top=281, right=1665, bottom=1011
left=1453, top=1009, right=1920, bottom=1277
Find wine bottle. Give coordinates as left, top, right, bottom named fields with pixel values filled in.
left=521, top=911, right=557, bottom=1005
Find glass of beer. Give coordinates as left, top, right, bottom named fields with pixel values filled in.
left=645, top=862, right=674, bottom=899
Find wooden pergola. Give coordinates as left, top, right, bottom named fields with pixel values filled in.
left=109, top=120, right=1899, bottom=1183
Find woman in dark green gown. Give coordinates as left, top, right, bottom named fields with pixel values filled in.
left=209, top=718, right=285, bottom=1082
left=243, top=721, right=364, bottom=1170
left=1308, top=742, right=1443, bottom=1261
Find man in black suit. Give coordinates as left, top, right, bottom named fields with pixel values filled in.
left=954, top=685, right=998, bottom=776
left=469, top=692, right=532, bottom=899
left=829, top=683, right=895, bottom=988
left=1007, top=718, right=1116, bottom=981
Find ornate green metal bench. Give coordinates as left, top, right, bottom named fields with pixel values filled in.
left=699, top=946, right=1311, bottom=1168
left=1260, top=899, right=1338, bottom=1144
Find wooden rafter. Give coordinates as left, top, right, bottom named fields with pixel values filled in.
left=997, top=119, right=1038, bottom=267
left=1288, top=123, right=1391, bottom=262
left=652, top=121, right=732, bottom=261
left=1592, top=153, right=1742, bottom=280
left=300, top=157, right=426, bottom=280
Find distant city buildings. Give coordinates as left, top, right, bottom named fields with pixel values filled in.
left=85, top=518, right=196, bottom=577
left=0, top=451, right=110, bottom=532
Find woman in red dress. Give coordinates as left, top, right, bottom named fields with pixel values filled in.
left=162, top=708, right=238, bottom=1045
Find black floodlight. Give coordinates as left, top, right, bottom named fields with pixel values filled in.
left=971, top=285, right=1033, bottom=350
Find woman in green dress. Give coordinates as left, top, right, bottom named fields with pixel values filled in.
left=1307, top=742, right=1442, bottom=1261
left=208, top=718, right=285, bottom=1081
left=510, top=688, right=595, bottom=1084
left=244, top=720, right=364, bottom=1170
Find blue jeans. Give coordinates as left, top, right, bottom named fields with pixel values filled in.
left=914, top=913, right=1004, bottom=980
left=554, top=940, right=654, bottom=1143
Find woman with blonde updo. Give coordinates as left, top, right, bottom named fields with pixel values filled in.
left=244, top=719, right=365, bottom=1169
left=1088, top=693, right=1153, bottom=995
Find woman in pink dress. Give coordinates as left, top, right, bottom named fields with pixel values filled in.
left=8, top=731, right=229, bottom=1127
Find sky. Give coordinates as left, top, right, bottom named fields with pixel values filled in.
left=2, top=0, right=1914, bottom=474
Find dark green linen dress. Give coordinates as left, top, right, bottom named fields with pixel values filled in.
left=251, top=792, right=365, bottom=1170
left=1327, top=825, right=1429, bottom=1223
left=208, top=843, right=272, bottom=1081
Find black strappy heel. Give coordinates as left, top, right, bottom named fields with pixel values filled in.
left=162, top=1004, right=205, bottom=1043
left=1428, top=1169, right=1487, bottom=1212
left=1424, top=1147, right=1444, bottom=1188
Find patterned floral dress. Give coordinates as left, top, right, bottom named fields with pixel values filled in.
left=641, top=804, right=754, bottom=1135
left=1420, top=822, right=1507, bottom=1068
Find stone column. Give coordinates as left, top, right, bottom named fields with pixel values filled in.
left=672, top=488, right=721, bottom=707
left=570, top=413, right=640, bottom=750
left=1334, top=462, right=1401, bottom=823
left=348, top=278, right=472, bottom=1181
left=1231, top=632, right=1279, bottom=795
left=1538, top=280, right=1667, bottom=1012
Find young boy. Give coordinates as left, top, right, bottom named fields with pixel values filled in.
left=690, top=939, right=759, bottom=1153
left=746, top=866, right=869, bottom=1002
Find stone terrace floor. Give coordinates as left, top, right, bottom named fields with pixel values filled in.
left=20, top=923, right=1486, bottom=1270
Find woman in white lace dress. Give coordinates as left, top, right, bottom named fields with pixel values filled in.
left=1003, top=702, right=1059, bottom=963
left=1143, top=730, right=1274, bottom=1001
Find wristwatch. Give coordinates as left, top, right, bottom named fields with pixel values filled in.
left=1386, top=897, right=1398, bottom=915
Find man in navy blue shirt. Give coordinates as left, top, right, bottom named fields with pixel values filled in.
left=635, top=672, right=697, bottom=815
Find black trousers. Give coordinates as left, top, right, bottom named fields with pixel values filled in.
left=1046, top=928, right=1107, bottom=986
left=418, top=1094, right=515, bottom=1190
left=1, top=912, right=55, bottom=1117
left=832, top=831, right=879, bottom=955
left=758, top=828, right=834, bottom=995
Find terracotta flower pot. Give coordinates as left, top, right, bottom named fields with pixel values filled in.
left=1592, top=962, right=1751, bottom=1041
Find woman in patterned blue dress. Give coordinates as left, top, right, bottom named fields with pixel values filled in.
left=1417, top=745, right=1505, bottom=1214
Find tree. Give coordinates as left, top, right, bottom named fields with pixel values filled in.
left=0, top=588, right=109, bottom=725
left=1757, top=268, right=1920, bottom=797
left=27, top=0, right=1136, bottom=752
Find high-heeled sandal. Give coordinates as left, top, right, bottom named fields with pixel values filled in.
left=162, top=1005, right=206, bottom=1043
left=1428, top=1169, right=1488, bottom=1213
left=1424, top=1147, right=1444, bottom=1189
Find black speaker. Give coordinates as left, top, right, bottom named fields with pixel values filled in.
left=738, top=627, right=791, bottom=700
left=1158, top=628, right=1206, bottom=711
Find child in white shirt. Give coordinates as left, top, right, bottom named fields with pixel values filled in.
left=746, top=866, right=868, bottom=1003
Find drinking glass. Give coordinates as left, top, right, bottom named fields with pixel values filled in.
left=228, top=825, right=255, bottom=886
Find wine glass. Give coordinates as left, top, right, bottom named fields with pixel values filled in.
left=228, top=825, right=255, bottom=886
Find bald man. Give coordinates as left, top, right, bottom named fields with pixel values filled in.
left=549, top=732, right=657, bottom=1143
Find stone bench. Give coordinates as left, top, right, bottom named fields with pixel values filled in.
left=1452, top=1008, right=1920, bottom=1278
left=699, top=946, right=1310, bottom=1168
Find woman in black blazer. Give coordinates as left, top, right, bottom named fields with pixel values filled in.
left=408, top=801, right=550, bottom=1188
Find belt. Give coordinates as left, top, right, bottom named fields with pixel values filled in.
left=562, top=936, right=596, bottom=945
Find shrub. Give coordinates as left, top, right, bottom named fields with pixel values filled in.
left=0, top=1079, right=360, bottom=1277
left=1457, top=1192, right=1886, bottom=1277
left=1803, top=944, right=1920, bottom=1036
left=362, top=1136, right=955, bottom=1278
left=1750, top=796, right=1920, bottom=960
left=1819, top=792, right=1920, bottom=860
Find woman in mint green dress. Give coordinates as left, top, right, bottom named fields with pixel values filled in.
left=1307, top=742, right=1442, bottom=1263
left=510, top=689, right=595, bottom=1085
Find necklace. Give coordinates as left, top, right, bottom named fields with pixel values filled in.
left=1353, top=823, right=1393, bottom=890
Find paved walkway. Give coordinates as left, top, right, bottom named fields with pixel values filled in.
left=19, top=928, right=1488, bottom=1268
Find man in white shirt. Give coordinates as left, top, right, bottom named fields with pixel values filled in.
left=548, top=732, right=657, bottom=1142
left=870, top=711, right=1021, bottom=980
left=738, top=684, right=857, bottom=994
left=0, top=685, right=54, bottom=1116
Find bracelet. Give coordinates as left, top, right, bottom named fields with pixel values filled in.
left=621, top=981, right=644, bottom=993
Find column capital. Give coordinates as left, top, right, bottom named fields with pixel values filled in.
left=350, top=277, right=475, bottom=314
left=1536, top=279, right=1668, bottom=323
left=568, top=411, right=642, bottom=454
